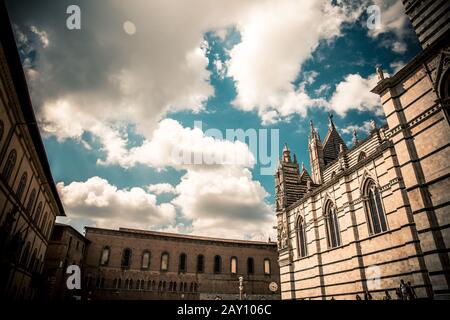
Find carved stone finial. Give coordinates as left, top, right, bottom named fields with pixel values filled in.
left=328, top=113, right=335, bottom=128
left=339, top=143, right=345, bottom=154
left=376, top=65, right=385, bottom=81
left=352, top=128, right=359, bottom=145
left=369, top=119, right=376, bottom=131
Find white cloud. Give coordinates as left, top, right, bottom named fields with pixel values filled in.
left=147, top=183, right=177, bottom=195
left=315, top=84, right=331, bottom=96
left=97, top=118, right=255, bottom=170
left=172, top=167, right=275, bottom=240
left=368, top=0, right=411, bottom=53
left=30, top=25, right=49, bottom=48
left=341, top=120, right=375, bottom=135
left=329, top=73, right=381, bottom=116
left=390, top=60, right=405, bottom=73
left=56, top=177, right=176, bottom=230
left=227, top=0, right=363, bottom=121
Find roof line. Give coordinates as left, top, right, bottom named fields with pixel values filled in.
left=0, top=2, right=65, bottom=216
left=85, top=226, right=276, bottom=246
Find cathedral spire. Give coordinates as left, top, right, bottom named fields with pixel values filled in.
left=328, top=113, right=335, bottom=129
left=282, top=143, right=291, bottom=163
left=352, top=128, right=359, bottom=145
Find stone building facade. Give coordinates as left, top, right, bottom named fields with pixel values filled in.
left=42, top=223, right=90, bottom=300
left=0, top=4, right=65, bottom=300
left=275, top=0, right=450, bottom=300
left=83, top=227, right=280, bottom=300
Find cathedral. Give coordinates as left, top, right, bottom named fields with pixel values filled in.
left=275, top=0, right=450, bottom=300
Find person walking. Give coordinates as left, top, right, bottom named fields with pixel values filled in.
left=383, top=290, right=392, bottom=300
left=406, top=282, right=417, bottom=300
left=400, top=279, right=408, bottom=300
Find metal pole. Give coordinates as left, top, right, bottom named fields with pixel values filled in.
left=239, top=276, right=243, bottom=300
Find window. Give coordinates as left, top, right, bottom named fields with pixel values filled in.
left=0, top=120, right=4, bottom=142
left=45, top=218, right=53, bottom=238
left=196, top=254, right=204, bottom=273
left=264, top=259, right=271, bottom=275
left=16, top=172, right=27, bottom=201
left=2, top=149, right=17, bottom=183
left=34, top=202, right=42, bottom=225
left=20, top=241, right=30, bottom=267
left=160, top=252, right=169, bottom=271
left=364, top=180, right=388, bottom=234
left=40, top=211, right=47, bottom=230
left=325, top=201, right=341, bottom=248
left=230, top=257, right=237, bottom=274
left=247, top=257, right=254, bottom=274
left=297, top=217, right=307, bottom=257
left=100, top=246, right=110, bottom=266
left=214, top=255, right=221, bottom=274
left=358, top=152, right=367, bottom=162
left=141, top=251, right=150, bottom=269
left=26, top=189, right=36, bottom=213
left=122, top=248, right=132, bottom=268
left=179, top=253, right=187, bottom=273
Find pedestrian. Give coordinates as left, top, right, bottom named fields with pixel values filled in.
left=383, top=290, right=392, bottom=300
left=355, top=294, right=362, bottom=300
left=395, top=288, right=402, bottom=300
left=406, top=281, right=417, bottom=300
left=400, top=279, right=408, bottom=300
left=364, top=290, right=373, bottom=300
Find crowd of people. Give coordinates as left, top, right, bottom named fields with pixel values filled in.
left=356, top=280, right=417, bottom=300
left=328, top=280, right=418, bottom=300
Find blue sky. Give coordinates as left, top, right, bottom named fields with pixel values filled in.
left=7, top=0, right=421, bottom=240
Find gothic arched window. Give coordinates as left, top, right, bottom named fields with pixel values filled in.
left=196, top=254, right=204, bottom=273
left=100, top=246, right=110, bottom=266
left=358, top=151, right=367, bottom=162
left=297, top=217, right=307, bottom=257
left=214, top=255, right=221, bottom=274
left=26, top=189, right=36, bottom=213
left=2, top=149, right=17, bottom=183
left=0, top=120, right=4, bottom=142
left=34, top=202, right=43, bottom=225
left=160, top=252, right=169, bottom=271
left=16, top=172, right=27, bottom=201
left=325, top=201, right=341, bottom=248
left=179, top=253, right=187, bottom=273
left=247, top=257, right=254, bottom=274
left=364, top=180, right=388, bottom=234
left=121, top=248, right=132, bottom=268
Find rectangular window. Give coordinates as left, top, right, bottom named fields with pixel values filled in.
left=142, top=252, right=150, bottom=269
left=231, top=257, right=237, bottom=274
left=264, top=259, right=271, bottom=275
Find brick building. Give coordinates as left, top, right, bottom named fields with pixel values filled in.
left=83, top=227, right=280, bottom=300
left=41, top=223, right=90, bottom=300
left=0, top=4, right=65, bottom=300
left=275, top=0, right=450, bottom=300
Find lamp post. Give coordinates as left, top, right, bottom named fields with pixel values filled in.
left=238, top=276, right=244, bottom=300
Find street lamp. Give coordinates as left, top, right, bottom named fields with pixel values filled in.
left=239, top=276, right=244, bottom=300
